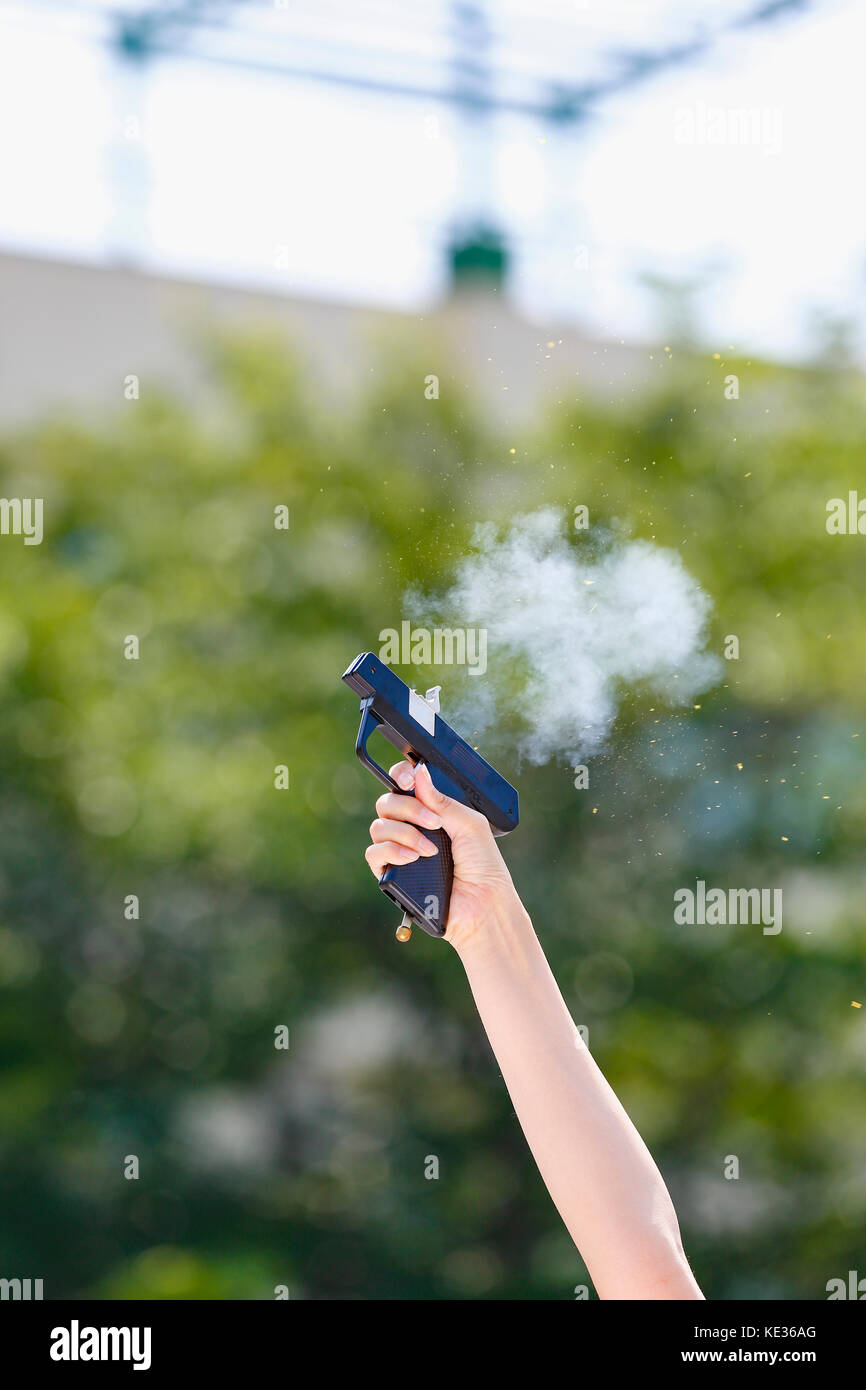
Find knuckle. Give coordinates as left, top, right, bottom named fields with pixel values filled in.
left=459, top=799, right=489, bottom=828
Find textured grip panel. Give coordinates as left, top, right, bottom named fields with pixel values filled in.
left=378, top=827, right=453, bottom=937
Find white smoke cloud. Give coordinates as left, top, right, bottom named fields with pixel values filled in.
left=407, top=507, right=721, bottom=765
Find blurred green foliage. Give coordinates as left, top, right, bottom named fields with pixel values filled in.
left=0, top=333, right=864, bottom=1300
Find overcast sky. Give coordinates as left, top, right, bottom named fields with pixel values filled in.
left=1, top=0, right=864, bottom=363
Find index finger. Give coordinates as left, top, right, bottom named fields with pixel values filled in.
left=388, top=760, right=417, bottom=792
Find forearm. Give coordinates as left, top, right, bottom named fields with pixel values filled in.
left=454, top=891, right=703, bottom=1300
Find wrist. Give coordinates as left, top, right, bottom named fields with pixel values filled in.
left=448, top=885, right=535, bottom=967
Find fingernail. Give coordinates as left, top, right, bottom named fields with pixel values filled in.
left=397, top=770, right=415, bottom=790
left=419, top=812, right=442, bottom=829
left=420, top=839, right=439, bottom=855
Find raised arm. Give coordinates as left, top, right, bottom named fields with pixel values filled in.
left=365, top=760, right=703, bottom=1301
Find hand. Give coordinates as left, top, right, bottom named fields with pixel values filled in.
left=364, top=760, right=520, bottom=951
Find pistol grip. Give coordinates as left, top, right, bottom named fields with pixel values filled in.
left=378, top=825, right=453, bottom=937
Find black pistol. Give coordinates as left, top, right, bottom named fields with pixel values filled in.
left=342, top=652, right=519, bottom=943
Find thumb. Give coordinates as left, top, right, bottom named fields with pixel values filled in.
left=412, top=762, right=486, bottom=838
